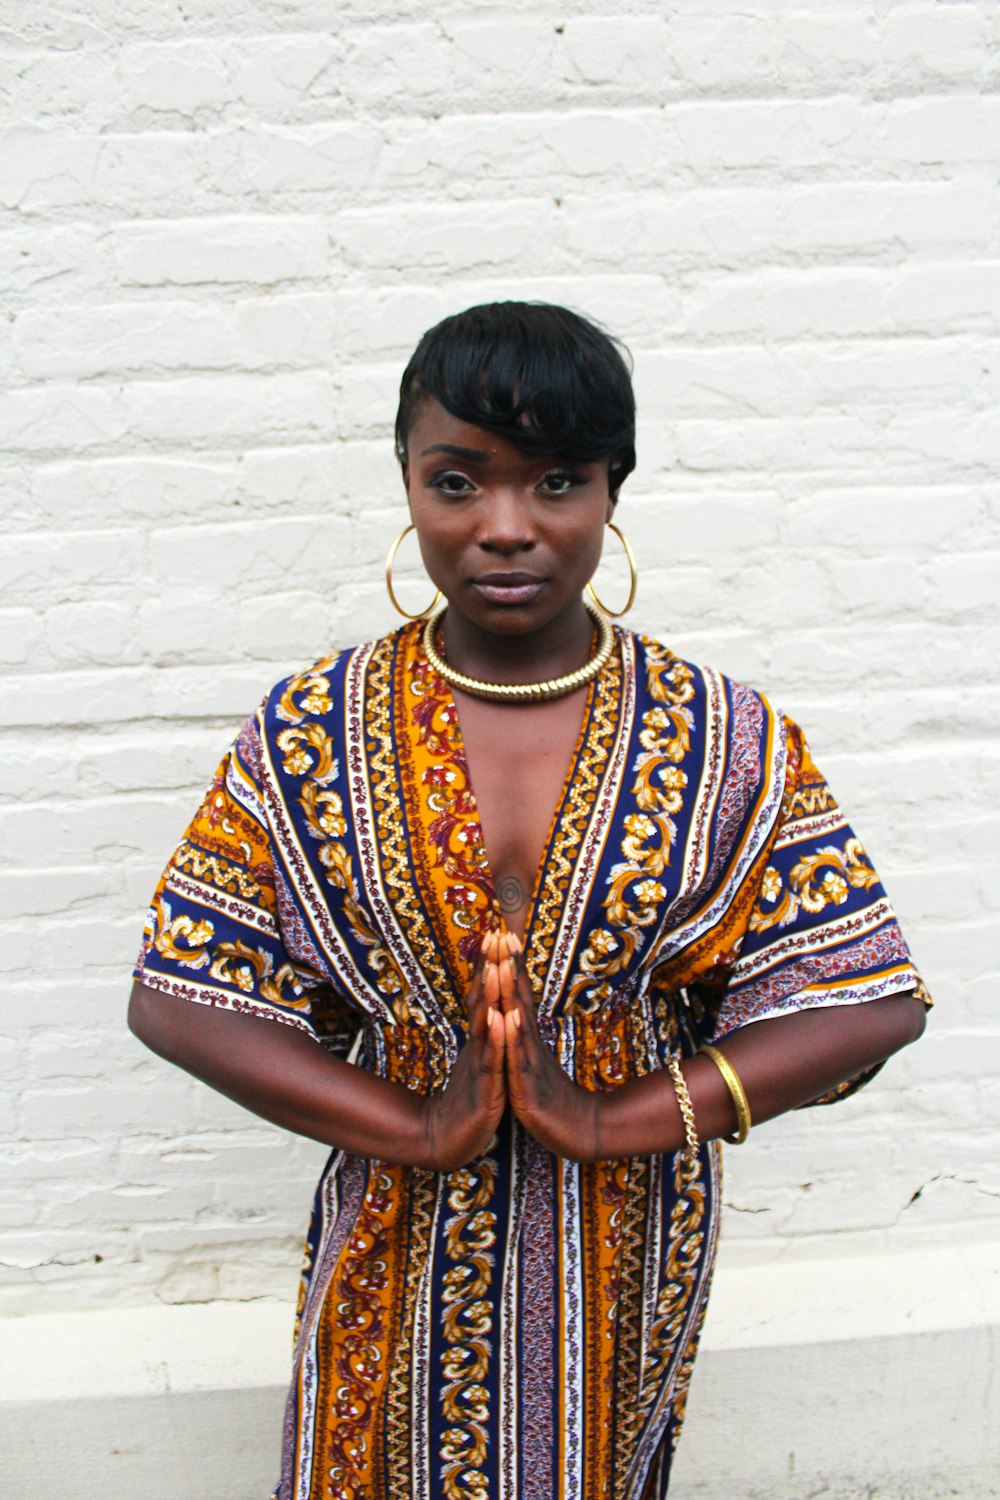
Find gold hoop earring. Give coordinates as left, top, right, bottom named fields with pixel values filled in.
left=586, top=521, right=638, bottom=618
left=386, top=524, right=443, bottom=619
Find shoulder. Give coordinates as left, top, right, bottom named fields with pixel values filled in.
left=224, top=629, right=410, bottom=774
left=257, top=627, right=410, bottom=728
left=625, top=627, right=788, bottom=731
left=622, top=626, right=806, bottom=798
left=218, top=629, right=409, bottom=809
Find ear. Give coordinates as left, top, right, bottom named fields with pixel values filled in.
left=606, top=458, right=622, bottom=515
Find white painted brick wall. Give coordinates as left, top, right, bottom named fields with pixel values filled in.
left=2, top=0, right=998, bottom=1320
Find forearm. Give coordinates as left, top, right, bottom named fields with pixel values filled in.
left=598, top=991, right=927, bottom=1161
left=128, top=981, right=432, bottom=1166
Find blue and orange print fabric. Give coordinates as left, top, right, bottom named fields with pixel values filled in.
left=135, top=622, right=927, bottom=1500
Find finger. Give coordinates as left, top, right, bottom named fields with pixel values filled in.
left=507, top=932, right=530, bottom=991
left=465, top=959, right=487, bottom=1018
left=511, top=956, right=538, bottom=1023
left=484, top=960, right=501, bottom=1008
left=478, top=1005, right=506, bottom=1086
left=509, top=974, right=548, bottom=1068
left=486, top=1004, right=506, bottom=1056
left=503, top=1005, right=526, bottom=1068
left=498, top=954, right=518, bottom=1007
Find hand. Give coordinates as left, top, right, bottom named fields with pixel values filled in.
left=486, top=930, right=605, bottom=1163
left=423, top=952, right=506, bottom=1173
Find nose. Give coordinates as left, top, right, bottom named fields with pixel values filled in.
left=477, top=487, right=536, bottom=553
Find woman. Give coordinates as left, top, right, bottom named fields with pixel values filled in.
left=129, top=302, right=928, bottom=1499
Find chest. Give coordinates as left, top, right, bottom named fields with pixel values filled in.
left=454, top=690, right=589, bottom=935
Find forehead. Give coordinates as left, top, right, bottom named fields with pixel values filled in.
left=406, top=397, right=600, bottom=467
left=406, top=398, right=512, bottom=459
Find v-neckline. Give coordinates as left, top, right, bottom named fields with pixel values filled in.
left=392, top=621, right=619, bottom=1004
left=447, top=676, right=598, bottom=951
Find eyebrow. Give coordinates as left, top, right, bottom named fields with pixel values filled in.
left=419, top=442, right=492, bottom=462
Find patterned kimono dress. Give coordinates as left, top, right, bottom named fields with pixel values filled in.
left=135, top=623, right=927, bottom=1500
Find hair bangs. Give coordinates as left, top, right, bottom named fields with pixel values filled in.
left=396, top=302, right=636, bottom=495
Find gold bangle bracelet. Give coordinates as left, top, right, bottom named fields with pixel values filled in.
left=700, top=1044, right=752, bottom=1145
left=667, top=1058, right=700, bottom=1160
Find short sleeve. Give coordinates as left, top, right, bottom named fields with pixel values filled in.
left=710, top=717, right=930, bottom=1089
left=134, top=708, right=360, bottom=1055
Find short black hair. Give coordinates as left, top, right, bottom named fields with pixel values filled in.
left=395, top=301, right=636, bottom=499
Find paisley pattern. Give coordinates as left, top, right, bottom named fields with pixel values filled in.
left=135, top=623, right=927, bottom=1498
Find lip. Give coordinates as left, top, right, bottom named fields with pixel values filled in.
left=472, top=573, right=546, bottom=605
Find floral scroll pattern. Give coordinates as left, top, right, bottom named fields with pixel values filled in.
left=276, top=659, right=428, bottom=1031
left=407, top=652, right=499, bottom=968
left=134, top=622, right=924, bottom=1500
left=569, top=643, right=695, bottom=1014
left=751, top=837, right=880, bottom=934
left=440, top=1154, right=499, bottom=1500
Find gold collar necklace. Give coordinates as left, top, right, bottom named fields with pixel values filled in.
left=421, top=603, right=614, bottom=704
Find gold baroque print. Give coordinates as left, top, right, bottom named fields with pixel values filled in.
left=152, top=900, right=214, bottom=968
left=323, top=1164, right=395, bottom=1500
left=277, top=721, right=339, bottom=783
left=440, top=1154, right=498, bottom=1499
left=637, top=1147, right=706, bottom=1420
left=277, top=657, right=423, bottom=1031
left=566, top=644, right=696, bottom=1014
left=786, top=731, right=837, bottom=820
left=609, top=1156, right=651, bottom=1496
left=382, top=1168, right=439, bottom=1495
left=368, top=632, right=457, bottom=1060
left=383, top=625, right=508, bottom=1041
left=275, top=661, right=339, bottom=726
left=206, top=938, right=308, bottom=1008
left=618, top=644, right=695, bottom=892
left=667, top=1299, right=709, bottom=1457
left=526, top=637, right=622, bottom=1008
left=789, top=778, right=838, bottom=819
left=407, top=651, right=499, bottom=965
left=137, top=624, right=926, bottom=1500
left=172, top=842, right=265, bottom=901
left=750, top=837, right=880, bottom=935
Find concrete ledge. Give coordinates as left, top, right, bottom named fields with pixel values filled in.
left=4, top=1243, right=999, bottom=1498
left=3, top=1387, right=287, bottom=1500
left=672, top=1327, right=1000, bottom=1500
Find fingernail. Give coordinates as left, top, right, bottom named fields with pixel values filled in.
left=512, top=1008, right=521, bottom=1030
left=486, top=1006, right=495, bottom=1026
left=508, top=932, right=522, bottom=954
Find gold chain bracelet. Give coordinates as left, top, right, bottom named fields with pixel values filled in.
left=667, top=1057, right=700, bottom=1160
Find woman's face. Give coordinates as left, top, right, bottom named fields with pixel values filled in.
left=403, top=398, right=614, bottom=638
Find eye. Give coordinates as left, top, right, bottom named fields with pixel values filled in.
left=538, top=468, right=586, bottom=496
left=428, top=470, right=475, bottom=496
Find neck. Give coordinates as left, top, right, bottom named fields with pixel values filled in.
left=438, top=598, right=596, bottom=686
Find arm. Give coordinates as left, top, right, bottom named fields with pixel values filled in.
left=128, top=976, right=506, bottom=1172
left=597, top=989, right=927, bottom=1161
left=494, top=937, right=926, bottom=1162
